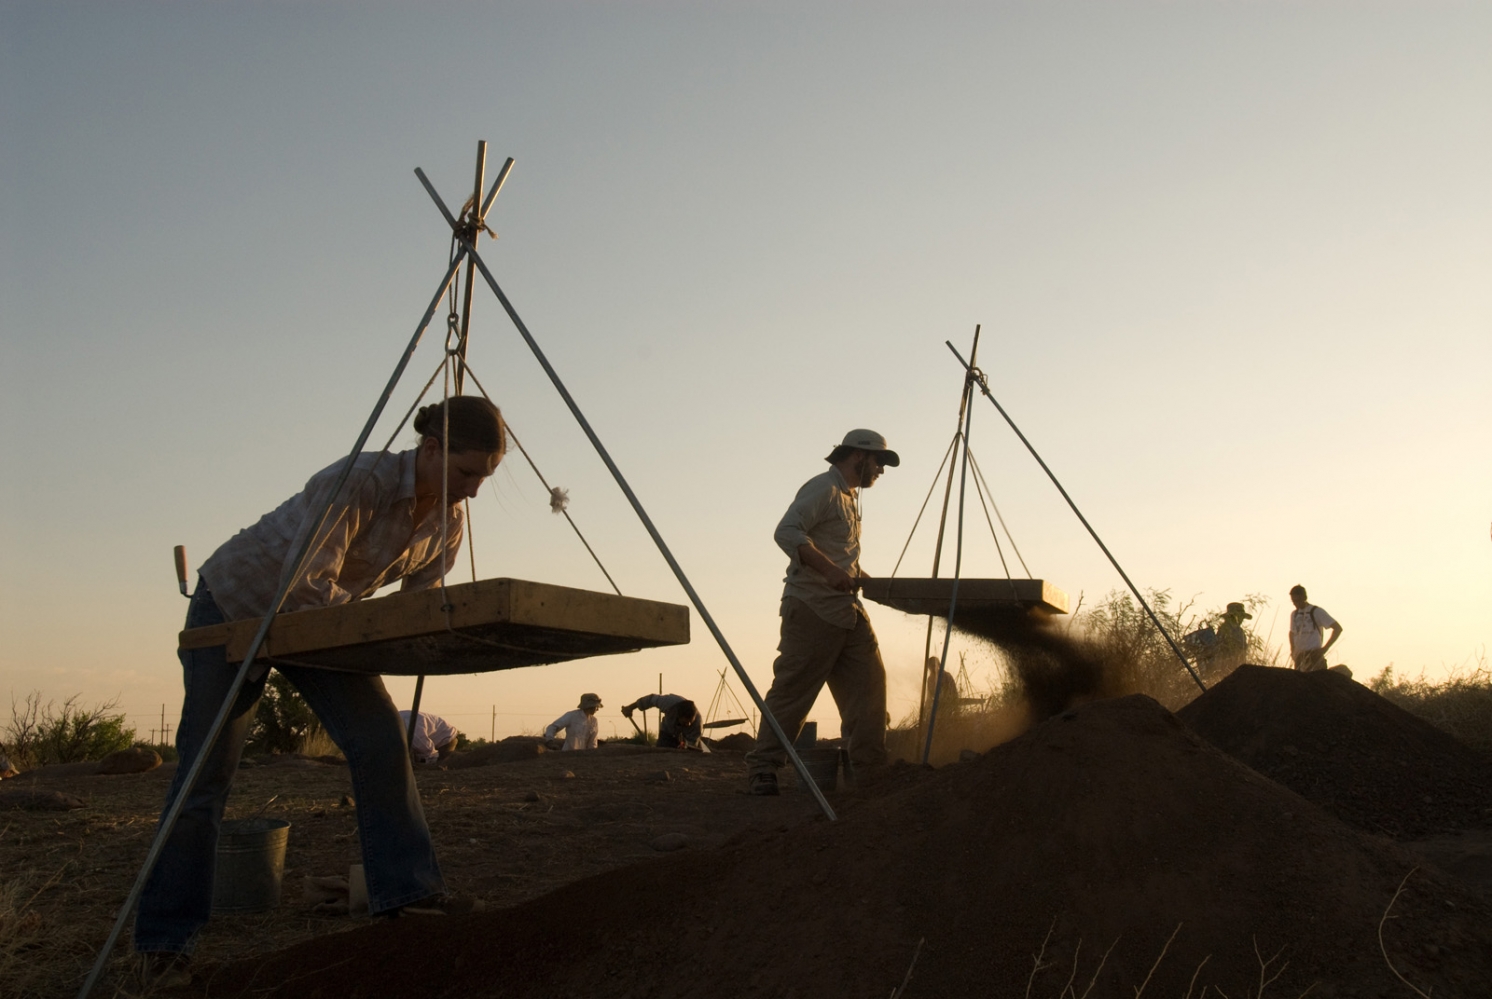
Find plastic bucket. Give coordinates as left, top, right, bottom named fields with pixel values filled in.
left=212, top=818, right=290, bottom=914
left=794, top=748, right=839, bottom=793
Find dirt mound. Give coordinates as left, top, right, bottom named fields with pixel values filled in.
left=187, top=695, right=1492, bottom=998
left=1178, top=665, right=1492, bottom=838
left=704, top=732, right=754, bottom=752
left=446, top=740, right=547, bottom=769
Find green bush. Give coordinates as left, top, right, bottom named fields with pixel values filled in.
left=4, top=692, right=136, bottom=766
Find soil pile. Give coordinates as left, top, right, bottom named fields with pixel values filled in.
left=1178, top=665, right=1492, bottom=838
left=186, top=695, right=1492, bottom=999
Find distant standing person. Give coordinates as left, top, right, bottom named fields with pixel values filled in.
left=1288, top=585, right=1341, bottom=672
left=397, top=710, right=458, bottom=765
left=746, top=429, right=898, bottom=796
left=545, top=693, right=602, bottom=750
left=621, top=694, right=702, bottom=750
left=1216, top=602, right=1251, bottom=671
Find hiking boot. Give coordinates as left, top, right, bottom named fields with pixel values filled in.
left=392, top=894, right=487, bottom=917
left=749, top=771, right=779, bottom=796
left=139, top=951, right=192, bottom=988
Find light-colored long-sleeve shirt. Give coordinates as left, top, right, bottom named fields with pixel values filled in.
left=774, top=467, right=862, bottom=628
left=397, top=710, right=458, bottom=764
left=199, top=449, right=463, bottom=622
left=544, top=709, right=599, bottom=750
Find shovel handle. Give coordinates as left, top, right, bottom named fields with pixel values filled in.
left=174, top=545, right=190, bottom=597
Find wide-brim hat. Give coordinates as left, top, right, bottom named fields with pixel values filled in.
left=1224, top=602, right=1252, bottom=619
left=837, top=429, right=900, bottom=467
left=579, top=692, right=603, bottom=709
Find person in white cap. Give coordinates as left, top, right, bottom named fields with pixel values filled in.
left=746, top=430, right=898, bottom=795
left=545, top=693, right=603, bottom=750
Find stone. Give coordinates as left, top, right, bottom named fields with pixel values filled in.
left=645, top=770, right=672, bottom=783
left=97, top=746, right=162, bottom=775
left=0, top=788, right=85, bottom=811
left=649, top=832, right=689, bottom=852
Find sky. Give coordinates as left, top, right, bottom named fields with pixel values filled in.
left=2, top=2, right=1488, bottom=746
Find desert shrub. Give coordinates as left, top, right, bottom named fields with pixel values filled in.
left=1368, top=657, right=1492, bottom=753
left=4, top=692, right=136, bottom=767
left=246, top=671, right=321, bottom=755
left=1068, top=589, right=1281, bottom=711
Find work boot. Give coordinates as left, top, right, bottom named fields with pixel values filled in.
left=389, top=894, right=487, bottom=917
left=749, top=771, right=779, bottom=796
left=139, top=951, right=192, bottom=988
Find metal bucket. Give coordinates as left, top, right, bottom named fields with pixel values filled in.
left=212, top=818, right=290, bottom=914
left=794, top=748, right=839, bottom=793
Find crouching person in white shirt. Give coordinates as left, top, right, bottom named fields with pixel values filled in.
left=397, top=710, right=458, bottom=765
left=545, top=693, right=602, bottom=750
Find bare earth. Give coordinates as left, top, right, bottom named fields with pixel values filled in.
left=2, top=744, right=819, bottom=998
left=4, top=674, right=1492, bottom=998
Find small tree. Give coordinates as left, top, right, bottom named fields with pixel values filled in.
left=5, top=692, right=136, bottom=766
left=246, top=670, right=321, bottom=755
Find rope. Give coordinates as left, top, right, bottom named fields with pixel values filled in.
left=965, top=450, right=1018, bottom=586
left=77, top=250, right=469, bottom=999
left=889, top=434, right=958, bottom=579
left=922, top=370, right=978, bottom=764
left=415, top=166, right=836, bottom=821
left=460, top=365, right=623, bottom=596
left=946, top=341, right=1206, bottom=693
left=966, top=448, right=1031, bottom=577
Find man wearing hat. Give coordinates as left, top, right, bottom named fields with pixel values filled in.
left=746, top=430, right=899, bottom=795
left=1215, top=601, right=1251, bottom=673
left=545, top=693, right=603, bottom=751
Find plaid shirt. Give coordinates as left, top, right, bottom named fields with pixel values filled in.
left=198, top=449, right=463, bottom=622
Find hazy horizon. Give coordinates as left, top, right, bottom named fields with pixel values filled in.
left=3, top=2, right=1488, bottom=744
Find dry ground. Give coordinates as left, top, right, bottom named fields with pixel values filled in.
left=2, top=745, right=821, bottom=998
left=5, top=715, right=1491, bottom=997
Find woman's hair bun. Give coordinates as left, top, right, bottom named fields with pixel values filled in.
left=413, top=397, right=506, bottom=456
left=413, top=404, right=435, bottom=437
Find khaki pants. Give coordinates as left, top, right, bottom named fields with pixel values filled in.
left=1293, top=648, right=1327, bottom=672
left=746, top=597, right=887, bottom=775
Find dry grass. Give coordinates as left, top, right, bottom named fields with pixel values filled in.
left=0, top=859, right=104, bottom=999
left=1369, top=655, right=1492, bottom=754
left=296, top=728, right=343, bottom=760
left=1022, top=920, right=1317, bottom=999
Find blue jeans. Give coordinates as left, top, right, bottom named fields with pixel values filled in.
left=134, top=582, right=444, bottom=955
